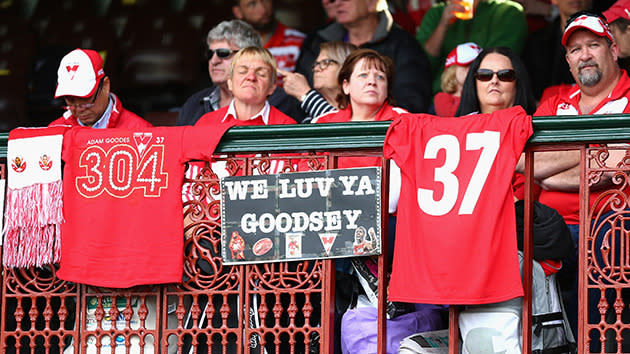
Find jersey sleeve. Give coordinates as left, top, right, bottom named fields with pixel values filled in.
left=383, top=115, right=414, bottom=167
left=505, top=106, right=533, bottom=157
left=181, top=122, right=235, bottom=162
left=61, top=127, right=79, bottom=163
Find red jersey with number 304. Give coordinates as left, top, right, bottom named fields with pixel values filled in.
left=58, top=124, right=233, bottom=287
left=383, top=106, right=533, bottom=304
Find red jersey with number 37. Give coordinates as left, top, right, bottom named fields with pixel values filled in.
left=58, top=124, right=233, bottom=287
left=383, top=106, right=532, bottom=304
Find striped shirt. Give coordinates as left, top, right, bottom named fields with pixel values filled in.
left=301, top=90, right=335, bottom=122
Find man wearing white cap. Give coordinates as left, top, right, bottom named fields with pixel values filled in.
left=49, top=48, right=152, bottom=129
left=517, top=11, right=630, bottom=335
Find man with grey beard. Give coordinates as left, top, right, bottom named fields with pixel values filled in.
left=517, top=11, right=630, bottom=337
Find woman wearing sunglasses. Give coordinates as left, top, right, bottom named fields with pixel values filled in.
left=456, top=46, right=536, bottom=116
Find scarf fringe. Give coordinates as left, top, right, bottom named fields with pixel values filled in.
left=3, top=181, right=63, bottom=268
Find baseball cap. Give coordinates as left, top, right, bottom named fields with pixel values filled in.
left=562, top=13, right=614, bottom=46
left=444, top=42, right=482, bottom=69
left=603, top=0, right=630, bottom=24
left=54, top=48, right=105, bottom=98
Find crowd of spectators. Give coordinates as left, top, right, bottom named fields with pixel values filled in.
left=2, top=0, right=626, bottom=127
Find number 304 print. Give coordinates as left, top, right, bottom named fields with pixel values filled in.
left=75, top=135, right=168, bottom=198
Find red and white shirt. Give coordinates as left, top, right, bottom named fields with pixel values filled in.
left=58, top=124, right=233, bottom=287
left=384, top=106, right=532, bottom=304
left=266, top=21, right=305, bottom=75
left=535, top=71, right=630, bottom=224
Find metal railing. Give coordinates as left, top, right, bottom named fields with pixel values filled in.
left=1, top=114, right=630, bottom=353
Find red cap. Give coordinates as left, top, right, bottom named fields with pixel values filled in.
left=445, top=42, right=482, bottom=69
left=562, top=14, right=614, bottom=46
left=55, top=48, right=105, bottom=98
left=604, top=0, right=630, bottom=23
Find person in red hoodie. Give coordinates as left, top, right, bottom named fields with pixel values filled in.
left=49, top=48, right=151, bottom=129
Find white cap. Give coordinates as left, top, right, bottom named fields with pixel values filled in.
left=445, top=42, right=482, bottom=69
left=54, top=48, right=105, bottom=98
left=562, top=14, right=614, bottom=46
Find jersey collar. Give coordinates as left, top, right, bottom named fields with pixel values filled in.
left=223, top=100, right=271, bottom=125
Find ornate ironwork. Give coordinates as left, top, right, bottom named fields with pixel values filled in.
left=0, top=152, right=331, bottom=353
left=586, top=146, right=630, bottom=353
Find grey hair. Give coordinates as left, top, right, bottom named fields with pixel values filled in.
left=320, top=41, right=357, bottom=68
left=206, top=20, right=263, bottom=48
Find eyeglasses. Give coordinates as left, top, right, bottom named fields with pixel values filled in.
left=207, top=48, right=238, bottom=60
left=63, top=79, right=103, bottom=111
left=475, top=69, right=517, bottom=82
left=312, top=58, right=338, bottom=71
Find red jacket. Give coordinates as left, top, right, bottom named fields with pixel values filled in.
left=535, top=71, right=630, bottom=224
left=49, top=94, right=152, bottom=129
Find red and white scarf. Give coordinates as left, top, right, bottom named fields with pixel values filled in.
left=3, top=126, right=67, bottom=268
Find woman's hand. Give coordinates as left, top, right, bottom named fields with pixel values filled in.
left=278, top=69, right=312, bottom=101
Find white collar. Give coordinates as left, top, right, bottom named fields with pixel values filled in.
left=222, top=100, right=271, bottom=125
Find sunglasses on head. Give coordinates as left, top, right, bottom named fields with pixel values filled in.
left=207, top=48, right=238, bottom=60
left=475, top=69, right=517, bottom=82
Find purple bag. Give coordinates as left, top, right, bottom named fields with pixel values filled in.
left=341, top=303, right=444, bottom=354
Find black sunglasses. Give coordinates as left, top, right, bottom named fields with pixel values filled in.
left=207, top=48, right=238, bottom=60
left=475, top=69, right=517, bottom=82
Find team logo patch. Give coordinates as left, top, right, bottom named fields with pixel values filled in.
left=11, top=156, right=26, bottom=173
left=556, top=102, right=578, bottom=116
left=39, top=154, right=53, bottom=170
left=66, top=64, right=79, bottom=80
left=318, top=232, right=337, bottom=255
left=133, top=132, right=153, bottom=156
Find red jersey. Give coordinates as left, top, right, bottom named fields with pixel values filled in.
left=433, top=92, right=460, bottom=117
left=383, top=106, right=533, bottom=304
left=49, top=94, right=153, bottom=129
left=58, top=124, right=233, bottom=287
left=313, top=103, right=407, bottom=169
left=535, top=71, right=630, bottom=224
left=265, top=22, right=305, bottom=74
